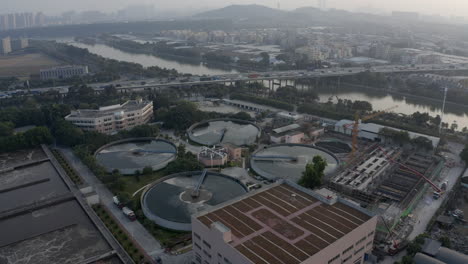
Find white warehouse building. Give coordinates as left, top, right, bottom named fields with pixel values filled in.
left=40, top=65, right=89, bottom=80
left=334, top=119, right=440, bottom=148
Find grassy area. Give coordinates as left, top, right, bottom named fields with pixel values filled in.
left=117, top=171, right=165, bottom=197
left=0, top=53, right=61, bottom=77
left=93, top=204, right=149, bottom=264
left=51, top=149, right=84, bottom=185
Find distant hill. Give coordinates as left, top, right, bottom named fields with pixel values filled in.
left=194, top=4, right=287, bottom=20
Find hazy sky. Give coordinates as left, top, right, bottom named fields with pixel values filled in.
left=1, top=0, right=467, bottom=17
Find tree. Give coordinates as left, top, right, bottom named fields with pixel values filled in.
left=0, top=121, right=14, bottom=137
left=231, top=112, right=252, bottom=121
left=52, top=120, right=83, bottom=146
left=450, top=122, right=458, bottom=132
left=411, top=136, right=433, bottom=150
left=460, top=145, right=468, bottom=165
left=298, top=156, right=327, bottom=189
left=439, top=236, right=451, bottom=248
left=260, top=52, right=270, bottom=66
left=160, top=101, right=206, bottom=131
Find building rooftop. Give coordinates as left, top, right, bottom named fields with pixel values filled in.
left=196, top=182, right=373, bottom=264
left=273, top=124, right=301, bottom=134
left=66, top=100, right=152, bottom=119
left=336, top=119, right=440, bottom=148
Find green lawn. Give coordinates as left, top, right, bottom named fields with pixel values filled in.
left=117, top=171, right=165, bottom=197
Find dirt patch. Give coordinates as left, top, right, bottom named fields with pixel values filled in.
left=0, top=53, right=62, bottom=77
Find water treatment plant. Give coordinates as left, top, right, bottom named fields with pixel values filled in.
left=250, top=144, right=340, bottom=182
left=141, top=170, right=247, bottom=231
left=95, top=138, right=177, bottom=174
left=187, top=118, right=260, bottom=146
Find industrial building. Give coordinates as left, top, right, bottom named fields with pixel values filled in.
left=198, top=146, right=229, bottom=167
left=334, top=120, right=440, bottom=148
left=270, top=124, right=304, bottom=144
left=192, top=181, right=377, bottom=264
left=65, top=99, right=153, bottom=134
left=40, top=65, right=89, bottom=80
left=414, top=238, right=468, bottom=264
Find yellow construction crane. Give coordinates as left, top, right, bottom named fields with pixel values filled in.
left=344, top=105, right=398, bottom=156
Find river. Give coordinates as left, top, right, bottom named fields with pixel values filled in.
left=312, top=85, right=468, bottom=130
left=55, top=38, right=238, bottom=76
left=52, top=38, right=468, bottom=129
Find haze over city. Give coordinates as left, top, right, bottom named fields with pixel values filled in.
left=2, top=0, right=468, bottom=17
left=1, top=0, right=468, bottom=264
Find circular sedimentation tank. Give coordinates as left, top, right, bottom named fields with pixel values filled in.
left=187, top=118, right=261, bottom=146
left=141, top=171, right=247, bottom=231
left=250, top=144, right=339, bottom=182
left=95, top=138, right=177, bottom=175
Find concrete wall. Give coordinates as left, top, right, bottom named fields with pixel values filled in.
left=141, top=171, right=248, bottom=231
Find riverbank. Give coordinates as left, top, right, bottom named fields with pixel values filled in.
left=341, top=82, right=468, bottom=110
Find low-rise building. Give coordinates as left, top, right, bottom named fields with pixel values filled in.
left=40, top=65, right=89, bottom=80
left=270, top=124, right=304, bottom=144
left=334, top=119, right=440, bottom=148
left=198, top=146, right=229, bottom=167
left=224, top=143, right=242, bottom=160
left=192, top=182, right=377, bottom=264
left=65, top=100, right=153, bottom=134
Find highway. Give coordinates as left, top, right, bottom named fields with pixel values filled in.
left=2, top=63, right=468, bottom=98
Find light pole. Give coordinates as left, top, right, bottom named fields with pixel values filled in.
left=439, top=87, right=448, bottom=135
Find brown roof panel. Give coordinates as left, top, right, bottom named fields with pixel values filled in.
left=196, top=183, right=372, bottom=264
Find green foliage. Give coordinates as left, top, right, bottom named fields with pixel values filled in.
left=411, top=136, right=433, bottom=150
left=33, top=40, right=177, bottom=80
left=158, top=101, right=207, bottom=131
left=231, top=93, right=294, bottom=111
left=298, top=156, right=327, bottom=189
left=380, top=128, right=411, bottom=144
left=460, top=145, right=468, bottom=165
left=142, top=166, right=153, bottom=175
left=164, top=144, right=203, bottom=174
left=231, top=111, right=252, bottom=121
left=401, top=255, right=415, bottom=264
left=0, top=126, right=53, bottom=153
left=52, top=120, right=84, bottom=146
left=0, top=121, right=14, bottom=137
left=439, top=236, right=451, bottom=248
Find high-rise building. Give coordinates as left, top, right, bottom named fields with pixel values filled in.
left=11, top=38, right=29, bottom=51
left=0, top=15, right=8, bottom=31
left=0, top=37, right=12, bottom=55
left=192, top=182, right=377, bottom=264
left=35, top=12, right=46, bottom=26
left=318, top=0, right=327, bottom=10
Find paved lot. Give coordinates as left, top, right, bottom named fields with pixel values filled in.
left=58, top=148, right=164, bottom=259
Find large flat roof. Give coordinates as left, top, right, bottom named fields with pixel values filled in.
left=66, top=100, right=152, bottom=119
left=197, top=183, right=373, bottom=264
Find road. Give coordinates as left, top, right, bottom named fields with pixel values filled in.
left=378, top=142, right=465, bottom=264
left=3, top=63, right=467, bottom=98
left=58, top=148, right=164, bottom=259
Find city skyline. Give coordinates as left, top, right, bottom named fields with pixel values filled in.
left=1, top=0, right=468, bottom=17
